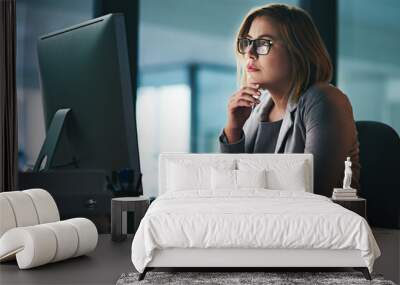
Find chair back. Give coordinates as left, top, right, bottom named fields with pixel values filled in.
left=356, top=121, right=400, bottom=229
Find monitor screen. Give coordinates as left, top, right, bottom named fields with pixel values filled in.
left=36, top=13, right=142, bottom=195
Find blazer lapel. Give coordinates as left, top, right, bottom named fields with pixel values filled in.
left=274, top=92, right=298, bottom=153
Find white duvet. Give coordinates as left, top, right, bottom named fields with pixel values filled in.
left=131, top=190, right=380, bottom=273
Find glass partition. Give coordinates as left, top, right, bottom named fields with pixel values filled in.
left=338, top=0, right=400, bottom=134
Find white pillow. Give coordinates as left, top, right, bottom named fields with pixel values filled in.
left=237, top=159, right=308, bottom=192
left=266, top=163, right=307, bottom=191
left=211, top=168, right=267, bottom=190
left=167, top=162, right=206, bottom=191
left=236, top=169, right=267, bottom=189
left=167, top=160, right=235, bottom=191
left=211, top=168, right=236, bottom=190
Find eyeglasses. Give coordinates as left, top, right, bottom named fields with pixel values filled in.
left=237, top=38, right=273, bottom=55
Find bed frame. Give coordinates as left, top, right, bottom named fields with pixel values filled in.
left=137, top=154, right=372, bottom=281
left=139, top=248, right=371, bottom=280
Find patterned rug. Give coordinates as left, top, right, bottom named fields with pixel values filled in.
left=116, top=271, right=396, bottom=285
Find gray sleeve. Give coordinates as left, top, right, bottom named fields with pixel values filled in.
left=302, top=88, right=359, bottom=197
left=219, top=129, right=245, bottom=153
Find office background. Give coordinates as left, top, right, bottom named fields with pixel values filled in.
left=16, top=0, right=400, bottom=197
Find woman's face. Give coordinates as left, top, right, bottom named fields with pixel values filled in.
left=244, top=16, right=291, bottom=91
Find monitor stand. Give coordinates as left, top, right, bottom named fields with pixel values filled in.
left=33, top=108, right=76, bottom=172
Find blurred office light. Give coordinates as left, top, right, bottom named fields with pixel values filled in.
left=137, top=64, right=236, bottom=196
left=338, top=0, right=400, bottom=134
left=137, top=84, right=191, bottom=197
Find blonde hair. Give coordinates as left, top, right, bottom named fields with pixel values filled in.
left=235, top=4, right=332, bottom=100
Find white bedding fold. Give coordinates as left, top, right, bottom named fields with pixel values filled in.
left=131, top=190, right=380, bottom=273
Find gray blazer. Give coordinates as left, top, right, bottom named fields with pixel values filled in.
left=219, top=83, right=360, bottom=197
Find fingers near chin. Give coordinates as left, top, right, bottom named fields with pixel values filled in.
left=247, top=82, right=259, bottom=88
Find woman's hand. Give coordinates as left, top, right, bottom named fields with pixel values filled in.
left=224, top=83, right=261, bottom=143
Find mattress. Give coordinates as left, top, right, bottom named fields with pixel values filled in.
left=131, top=190, right=380, bottom=273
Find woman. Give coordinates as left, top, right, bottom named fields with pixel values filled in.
left=219, top=4, right=360, bottom=197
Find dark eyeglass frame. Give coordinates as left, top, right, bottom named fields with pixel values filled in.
left=237, top=38, right=274, bottom=55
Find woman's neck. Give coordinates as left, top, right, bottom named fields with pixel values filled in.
left=266, top=85, right=290, bottom=113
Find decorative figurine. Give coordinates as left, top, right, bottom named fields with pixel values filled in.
left=343, top=157, right=353, bottom=190
left=332, top=157, right=357, bottom=198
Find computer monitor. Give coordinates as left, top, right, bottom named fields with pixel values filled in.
left=35, top=13, right=142, bottom=195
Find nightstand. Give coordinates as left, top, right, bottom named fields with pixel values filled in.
left=111, top=196, right=149, bottom=241
left=331, top=197, right=367, bottom=219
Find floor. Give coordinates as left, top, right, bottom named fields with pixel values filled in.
left=1, top=229, right=399, bottom=285
left=372, top=228, right=400, bottom=284
left=0, top=234, right=134, bottom=285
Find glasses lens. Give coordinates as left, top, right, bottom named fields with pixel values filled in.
left=238, top=39, right=250, bottom=54
left=238, top=39, right=271, bottom=55
left=255, top=39, right=270, bottom=55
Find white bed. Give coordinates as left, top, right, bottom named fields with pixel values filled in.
left=131, top=153, right=380, bottom=280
